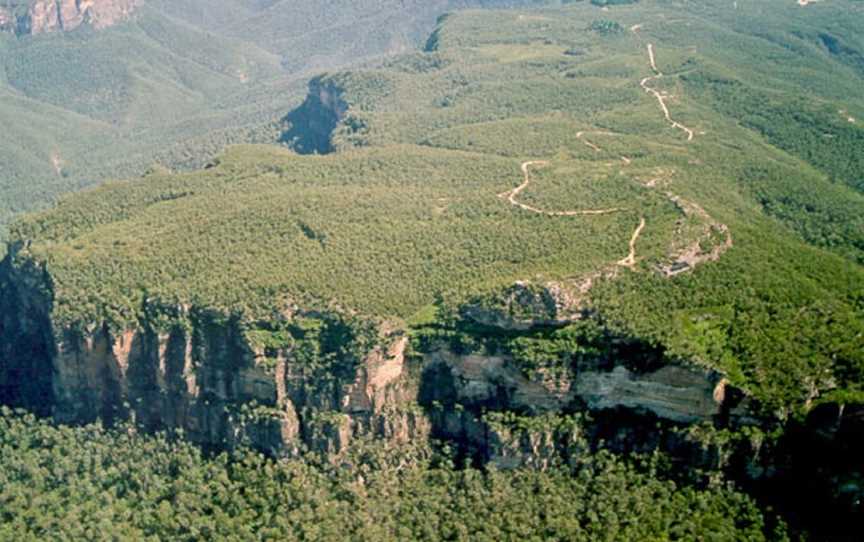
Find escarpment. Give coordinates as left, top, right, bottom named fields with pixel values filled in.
left=0, top=0, right=140, bottom=36
left=0, top=243, right=430, bottom=457
left=1, top=241, right=753, bottom=461
left=2, top=237, right=862, bottom=527
left=279, top=77, right=350, bottom=155
left=417, top=345, right=752, bottom=470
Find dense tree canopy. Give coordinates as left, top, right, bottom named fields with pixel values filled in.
left=0, top=409, right=779, bottom=541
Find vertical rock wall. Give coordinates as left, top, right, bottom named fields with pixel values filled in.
left=0, top=246, right=429, bottom=457
left=1, top=0, right=140, bottom=36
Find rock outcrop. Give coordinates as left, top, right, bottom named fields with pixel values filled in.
left=414, top=344, right=757, bottom=471
left=574, top=365, right=728, bottom=424
left=280, top=76, right=349, bottom=155
left=4, top=238, right=862, bottom=524
left=0, top=238, right=752, bottom=465
left=0, top=243, right=428, bottom=458
left=0, top=239, right=753, bottom=462
left=1, top=0, right=140, bottom=36
left=462, top=281, right=587, bottom=331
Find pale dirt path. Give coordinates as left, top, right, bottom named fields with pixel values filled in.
left=577, top=131, right=632, bottom=165
left=498, top=161, right=625, bottom=216
left=617, top=217, right=647, bottom=268
left=488, top=30, right=734, bottom=323
left=499, top=160, right=647, bottom=272
left=641, top=44, right=695, bottom=141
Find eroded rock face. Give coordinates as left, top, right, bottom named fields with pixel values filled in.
left=575, top=365, right=727, bottom=424
left=424, top=350, right=728, bottom=424
left=484, top=413, right=586, bottom=470
left=0, top=245, right=427, bottom=458
left=0, top=241, right=745, bottom=463
left=462, top=281, right=586, bottom=331
left=0, top=243, right=749, bottom=466
left=47, top=319, right=427, bottom=457
left=417, top=347, right=747, bottom=469
left=2, top=0, right=140, bottom=36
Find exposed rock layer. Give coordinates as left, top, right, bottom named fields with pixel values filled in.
left=0, top=243, right=428, bottom=457
left=1, top=242, right=745, bottom=460
left=0, top=0, right=139, bottom=36
left=2, top=242, right=862, bottom=525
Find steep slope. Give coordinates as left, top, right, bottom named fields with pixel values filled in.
left=4, top=0, right=863, bottom=434
left=0, top=0, right=560, bottom=239
left=0, top=0, right=140, bottom=35
left=0, top=5, right=290, bottom=239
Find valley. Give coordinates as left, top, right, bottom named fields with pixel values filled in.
left=0, top=0, right=559, bottom=241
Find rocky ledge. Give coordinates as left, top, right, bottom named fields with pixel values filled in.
left=0, top=240, right=752, bottom=461
left=2, top=239, right=861, bottom=521
left=0, top=0, right=140, bottom=36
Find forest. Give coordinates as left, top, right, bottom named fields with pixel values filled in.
left=1, top=1, right=863, bottom=539
left=0, top=409, right=778, bottom=541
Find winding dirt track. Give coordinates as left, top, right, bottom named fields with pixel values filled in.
left=577, top=131, right=632, bottom=164
left=617, top=217, right=647, bottom=269
left=494, top=36, right=732, bottom=315
left=498, top=161, right=625, bottom=216
left=641, top=44, right=695, bottom=141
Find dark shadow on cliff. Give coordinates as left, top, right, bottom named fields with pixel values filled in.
left=279, top=76, right=345, bottom=155
left=0, top=248, right=55, bottom=417
left=734, top=403, right=864, bottom=540
left=414, top=313, right=864, bottom=538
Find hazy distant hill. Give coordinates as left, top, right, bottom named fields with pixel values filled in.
left=0, top=0, right=558, bottom=237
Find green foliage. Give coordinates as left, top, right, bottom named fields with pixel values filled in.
left=11, top=144, right=649, bottom=327
left=589, top=20, right=624, bottom=35
left=0, top=0, right=566, bottom=238
left=0, top=408, right=778, bottom=541
left=505, top=320, right=605, bottom=377
left=590, top=237, right=864, bottom=415
left=6, top=0, right=864, bottom=428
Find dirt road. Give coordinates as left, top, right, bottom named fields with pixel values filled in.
left=641, top=44, right=696, bottom=141
left=499, top=161, right=625, bottom=216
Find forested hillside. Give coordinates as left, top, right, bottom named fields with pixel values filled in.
left=0, top=409, right=777, bottom=541
left=0, top=0, right=561, bottom=239
left=1, top=0, right=863, bottom=539
left=10, top=0, right=862, bottom=408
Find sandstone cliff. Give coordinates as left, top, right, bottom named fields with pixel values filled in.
left=0, top=240, right=752, bottom=463
left=279, top=76, right=350, bottom=155
left=0, top=0, right=139, bottom=36
left=0, top=242, right=429, bottom=457
left=3, top=239, right=862, bottom=523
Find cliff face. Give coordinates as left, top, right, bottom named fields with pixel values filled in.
left=6, top=240, right=858, bottom=517
left=46, top=318, right=427, bottom=457
left=0, top=243, right=748, bottom=461
left=3, top=242, right=862, bottom=524
left=417, top=349, right=747, bottom=469
left=0, top=243, right=429, bottom=457
left=279, top=77, right=349, bottom=155
left=0, top=0, right=140, bottom=36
